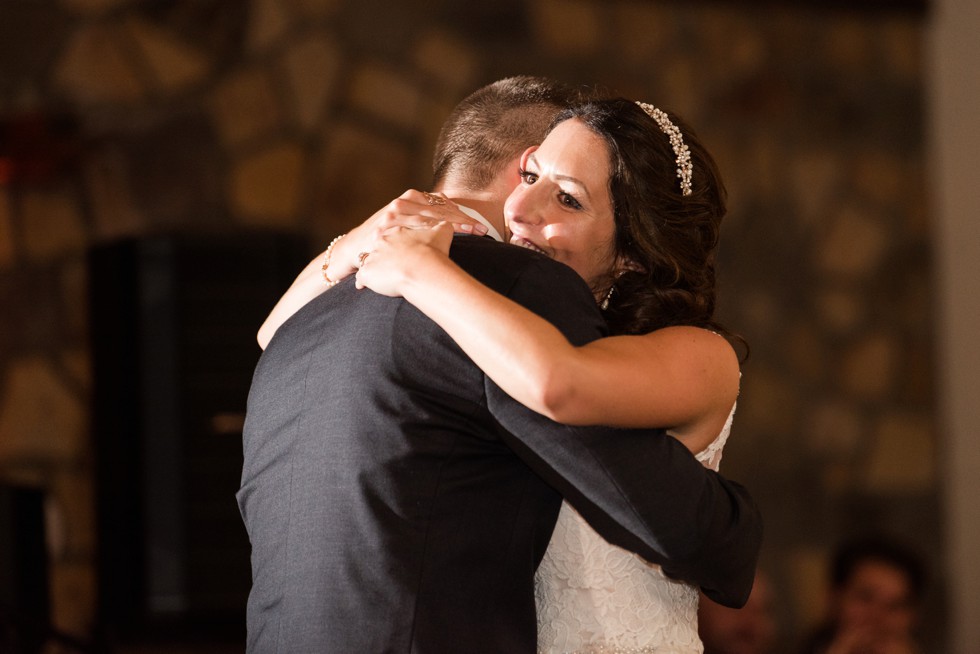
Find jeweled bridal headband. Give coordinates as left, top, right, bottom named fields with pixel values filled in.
left=635, top=101, right=693, bottom=197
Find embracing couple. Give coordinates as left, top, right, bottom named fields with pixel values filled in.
left=238, top=76, right=762, bottom=653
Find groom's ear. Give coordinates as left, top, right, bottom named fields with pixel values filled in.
left=519, top=146, right=538, bottom=169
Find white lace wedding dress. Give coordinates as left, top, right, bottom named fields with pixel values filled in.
left=534, top=405, right=736, bottom=654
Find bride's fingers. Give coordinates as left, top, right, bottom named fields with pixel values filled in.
left=378, top=220, right=476, bottom=240
left=374, top=209, right=452, bottom=231
left=422, top=215, right=486, bottom=235
left=400, top=189, right=456, bottom=208
left=387, top=206, right=483, bottom=229
left=430, top=221, right=457, bottom=250
left=385, top=192, right=484, bottom=232
left=379, top=224, right=415, bottom=237
left=451, top=222, right=486, bottom=235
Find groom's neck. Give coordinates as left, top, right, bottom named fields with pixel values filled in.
left=437, top=187, right=506, bottom=237
left=434, top=157, right=520, bottom=240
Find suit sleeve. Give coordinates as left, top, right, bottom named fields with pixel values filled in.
left=484, top=255, right=763, bottom=608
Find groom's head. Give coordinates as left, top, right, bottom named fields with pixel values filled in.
left=432, top=76, right=584, bottom=193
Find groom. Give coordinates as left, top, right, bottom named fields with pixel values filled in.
left=238, top=76, right=762, bottom=652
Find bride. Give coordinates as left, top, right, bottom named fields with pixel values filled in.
left=355, top=97, right=742, bottom=653
left=263, top=94, right=743, bottom=652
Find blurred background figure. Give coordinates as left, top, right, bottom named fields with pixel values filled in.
left=699, top=569, right=778, bottom=654
left=798, top=535, right=926, bottom=654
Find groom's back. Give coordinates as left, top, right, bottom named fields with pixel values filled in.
left=239, top=236, right=605, bottom=652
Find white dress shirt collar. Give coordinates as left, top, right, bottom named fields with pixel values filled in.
left=456, top=204, right=503, bottom=243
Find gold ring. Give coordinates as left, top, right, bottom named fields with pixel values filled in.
left=423, top=191, right=446, bottom=206
left=357, top=251, right=370, bottom=267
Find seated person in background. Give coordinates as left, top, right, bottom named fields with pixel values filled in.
left=799, top=535, right=926, bottom=654
left=699, top=569, right=778, bottom=654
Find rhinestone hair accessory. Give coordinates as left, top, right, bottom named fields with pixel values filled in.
left=635, top=101, right=693, bottom=196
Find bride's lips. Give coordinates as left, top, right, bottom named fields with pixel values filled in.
left=510, top=235, right=548, bottom=256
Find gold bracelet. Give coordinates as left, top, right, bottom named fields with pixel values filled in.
left=321, top=233, right=346, bottom=287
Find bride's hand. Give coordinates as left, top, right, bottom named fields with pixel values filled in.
left=354, top=221, right=455, bottom=297
left=326, top=190, right=486, bottom=283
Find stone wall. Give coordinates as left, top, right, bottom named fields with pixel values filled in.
left=0, top=0, right=939, bottom=649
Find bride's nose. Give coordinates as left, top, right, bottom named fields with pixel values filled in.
left=505, top=183, right=543, bottom=227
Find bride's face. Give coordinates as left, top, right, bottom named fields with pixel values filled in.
left=504, top=118, right=618, bottom=290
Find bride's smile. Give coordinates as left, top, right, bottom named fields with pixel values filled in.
left=511, top=235, right=548, bottom=256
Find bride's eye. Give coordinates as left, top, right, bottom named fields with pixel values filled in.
left=559, top=191, right=583, bottom=210
left=518, top=168, right=538, bottom=184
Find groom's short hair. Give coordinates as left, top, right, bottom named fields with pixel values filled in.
left=432, top=76, right=585, bottom=192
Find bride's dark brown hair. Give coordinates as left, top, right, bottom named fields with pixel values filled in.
left=551, top=98, right=745, bottom=356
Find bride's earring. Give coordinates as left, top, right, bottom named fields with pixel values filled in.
left=600, top=283, right=615, bottom=310
left=601, top=261, right=631, bottom=310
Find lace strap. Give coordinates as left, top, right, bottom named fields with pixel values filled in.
left=694, top=401, right=736, bottom=472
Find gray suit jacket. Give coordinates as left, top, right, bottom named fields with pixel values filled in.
left=238, top=235, right=761, bottom=653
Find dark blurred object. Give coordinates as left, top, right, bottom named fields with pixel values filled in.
left=0, top=484, right=49, bottom=654
left=665, top=0, right=927, bottom=13
left=700, top=569, right=778, bottom=654
left=88, top=232, right=309, bottom=647
left=0, top=112, right=79, bottom=186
